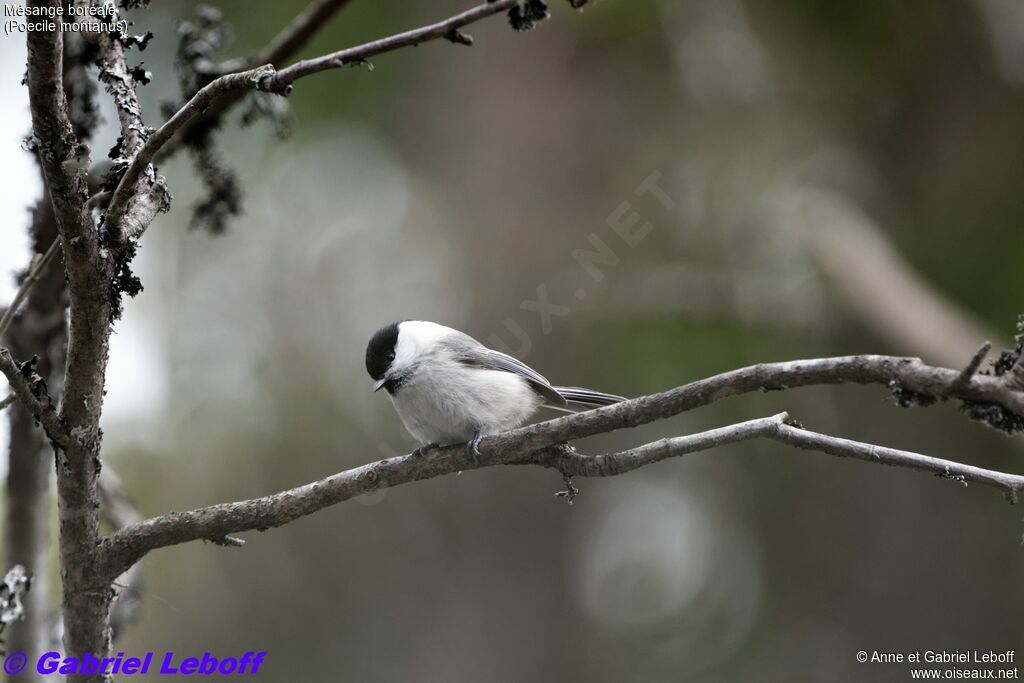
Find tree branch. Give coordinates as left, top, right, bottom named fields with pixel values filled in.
left=770, top=423, right=1022, bottom=497
left=146, top=0, right=357, bottom=171
left=105, top=66, right=274, bottom=237
left=96, top=354, right=1024, bottom=581
left=265, top=0, right=517, bottom=91
left=0, top=348, right=68, bottom=450
left=25, top=1, right=97, bottom=282
left=210, top=0, right=357, bottom=76
left=105, top=0, right=519, bottom=235
left=95, top=3, right=170, bottom=239
left=98, top=470, right=144, bottom=643
left=530, top=413, right=792, bottom=477
left=97, top=30, right=146, bottom=160
left=26, top=4, right=112, bottom=670
left=0, top=238, right=61, bottom=343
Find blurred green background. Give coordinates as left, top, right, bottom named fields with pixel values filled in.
left=4, top=0, right=1024, bottom=681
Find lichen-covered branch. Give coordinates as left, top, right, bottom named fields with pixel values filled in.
left=94, top=2, right=169, bottom=239
left=25, top=2, right=112, bottom=675
left=0, top=349, right=68, bottom=451
left=0, top=565, right=32, bottom=639
left=96, top=354, right=1024, bottom=582
left=104, top=66, right=274, bottom=236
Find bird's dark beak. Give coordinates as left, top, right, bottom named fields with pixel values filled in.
left=373, top=378, right=386, bottom=392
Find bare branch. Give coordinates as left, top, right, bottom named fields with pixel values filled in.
left=107, top=0, right=520, bottom=234
left=97, top=354, right=1024, bottom=581
left=266, top=0, right=516, bottom=92
left=770, top=423, right=1022, bottom=496
left=532, top=414, right=1024, bottom=495
left=532, top=413, right=792, bottom=477
left=0, top=238, right=61, bottom=343
left=212, top=0, right=357, bottom=75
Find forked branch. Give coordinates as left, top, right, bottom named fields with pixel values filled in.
left=105, top=0, right=520, bottom=235
left=96, top=354, right=1024, bottom=582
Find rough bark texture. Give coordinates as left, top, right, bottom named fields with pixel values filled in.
left=24, top=2, right=111, bottom=679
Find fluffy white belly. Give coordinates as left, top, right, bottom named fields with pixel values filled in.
left=390, top=361, right=543, bottom=446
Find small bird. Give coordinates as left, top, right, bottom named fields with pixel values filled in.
left=365, top=320, right=624, bottom=459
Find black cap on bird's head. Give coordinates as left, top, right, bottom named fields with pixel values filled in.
left=365, top=322, right=400, bottom=390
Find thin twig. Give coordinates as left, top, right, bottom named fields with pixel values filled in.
left=770, top=423, right=1020, bottom=492
left=107, top=0, right=518, bottom=235
left=212, top=0, right=358, bottom=75
left=535, top=413, right=790, bottom=477
left=153, top=0, right=359, bottom=165
left=953, top=341, right=992, bottom=391
left=105, top=66, right=274, bottom=234
left=268, top=0, right=517, bottom=91
left=0, top=238, right=61, bottom=343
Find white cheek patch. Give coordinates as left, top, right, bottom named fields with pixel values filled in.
left=392, top=321, right=456, bottom=374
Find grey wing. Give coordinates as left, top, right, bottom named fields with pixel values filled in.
left=447, top=337, right=567, bottom=407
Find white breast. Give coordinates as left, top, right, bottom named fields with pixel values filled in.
left=390, top=354, right=543, bottom=446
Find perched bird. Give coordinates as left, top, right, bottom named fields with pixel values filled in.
left=365, top=320, right=623, bottom=458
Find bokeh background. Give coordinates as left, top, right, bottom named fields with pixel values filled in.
left=2, top=1, right=1023, bottom=681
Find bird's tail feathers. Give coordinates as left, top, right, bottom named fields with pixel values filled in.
left=550, top=386, right=625, bottom=411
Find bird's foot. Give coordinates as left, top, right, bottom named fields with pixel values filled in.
left=412, top=442, right=439, bottom=458
left=467, top=430, right=483, bottom=464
